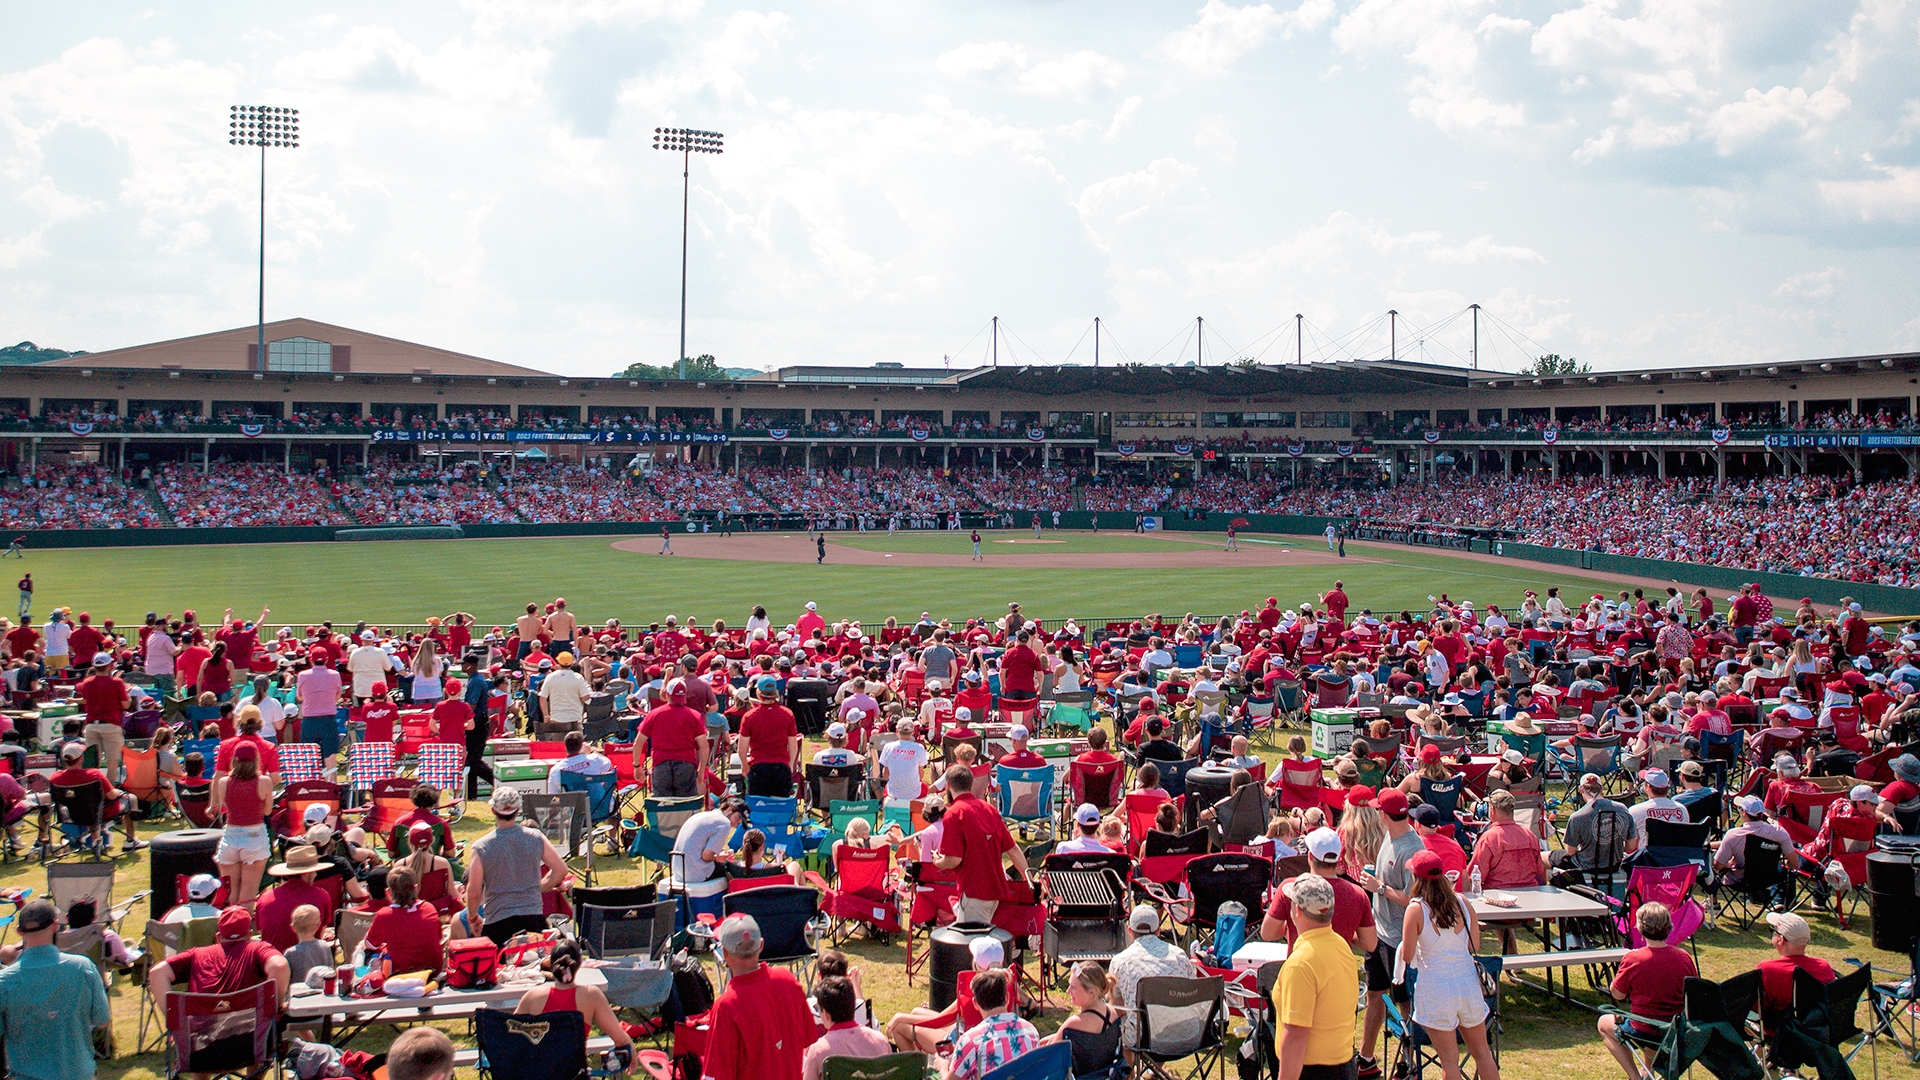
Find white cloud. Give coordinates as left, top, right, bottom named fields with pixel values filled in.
left=936, top=42, right=1123, bottom=97
left=1820, top=163, right=1920, bottom=223
left=1707, top=85, right=1850, bottom=155
left=1775, top=266, right=1843, bottom=301
left=1426, top=235, right=1546, bottom=265
left=1159, top=0, right=1333, bottom=71
left=1074, top=158, right=1200, bottom=249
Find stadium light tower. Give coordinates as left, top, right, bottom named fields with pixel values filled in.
left=652, top=127, right=725, bottom=380
left=229, top=105, right=300, bottom=372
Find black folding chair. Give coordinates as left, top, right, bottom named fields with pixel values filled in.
left=475, top=1007, right=588, bottom=1080
left=1128, top=975, right=1229, bottom=1080
left=49, top=780, right=111, bottom=860
left=1641, top=818, right=1712, bottom=873
left=1713, top=836, right=1798, bottom=930
left=1849, top=932, right=1920, bottom=1064
left=1181, top=852, right=1270, bottom=952
left=805, top=763, right=866, bottom=812
left=720, top=884, right=821, bottom=981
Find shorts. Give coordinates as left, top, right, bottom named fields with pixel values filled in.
left=1411, top=982, right=1488, bottom=1031
left=1300, top=1059, right=1357, bottom=1080
left=1364, top=944, right=1408, bottom=1000
left=302, top=716, right=341, bottom=759
left=217, top=824, right=272, bottom=865
left=651, top=760, right=696, bottom=799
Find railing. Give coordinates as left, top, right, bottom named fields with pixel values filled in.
left=1368, top=426, right=1920, bottom=445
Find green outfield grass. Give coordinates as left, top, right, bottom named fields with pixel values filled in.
left=830, top=531, right=1217, bottom=554
left=7, top=535, right=1659, bottom=630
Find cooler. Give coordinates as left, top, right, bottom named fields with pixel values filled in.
left=1033, top=739, right=1077, bottom=793
left=1230, top=940, right=1290, bottom=971
left=486, top=739, right=532, bottom=761
left=1310, top=707, right=1358, bottom=756
left=493, top=758, right=554, bottom=796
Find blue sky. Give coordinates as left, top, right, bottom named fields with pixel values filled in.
left=3, top=0, right=1918, bottom=377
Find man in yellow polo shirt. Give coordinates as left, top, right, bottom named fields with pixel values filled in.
left=1277, top=874, right=1360, bottom=1080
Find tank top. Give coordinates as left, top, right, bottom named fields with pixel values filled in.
left=1062, top=1007, right=1120, bottom=1078
left=471, top=824, right=546, bottom=922
left=1413, top=898, right=1474, bottom=972
left=225, top=776, right=267, bottom=827
left=543, top=984, right=590, bottom=1036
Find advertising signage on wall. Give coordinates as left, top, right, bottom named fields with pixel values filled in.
left=370, top=430, right=730, bottom=444
left=1763, top=433, right=1920, bottom=449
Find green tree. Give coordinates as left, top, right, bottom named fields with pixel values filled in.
left=1528, top=353, right=1589, bottom=376
left=614, top=354, right=734, bottom=380
left=0, top=341, right=87, bottom=365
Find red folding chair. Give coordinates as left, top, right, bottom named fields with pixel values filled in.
left=1809, top=814, right=1878, bottom=929
left=1277, top=759, right=1325, bottom=813
left=163, top=981, right=278, bottom=1079
left=956, top=688, right=994, bottom=723
left=1779, top=787, right=1845, bottom=846
left=805, top=844, right=903, bottom=943
left=1124, top=791, right=1171, bottom=858
left=275, top=779, right=344, bottom=839
left=1068, top=759, right=1125, bottom=818
left=902, top=860, right=958, bottom=984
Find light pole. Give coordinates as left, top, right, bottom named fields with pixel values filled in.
left=651, top=127, right=724, bottom=380
left=228, top=105, right=300, bottom=371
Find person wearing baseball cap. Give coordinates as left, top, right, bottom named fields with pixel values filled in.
left=1799, top=784, right=1888, bottom=869
left=538, top=649, right=591, bottom=727
left=464, top=787, right=571, bottom=946
left=1271, top=871, right=1361, bottom=1077
left=998, top=724, right=1044, bottom=769
left=1757, top=911, right=1834, bottom=1022
left=812, top=722, right=859, bottom=767
left=1549, top=774, right=1638, bottom=888
left=294, top=643, right=344, bottom=767
left=151, top=904, right=293, bottom=1068
left=1411, top=804, right=1469, bottom=881
left=0, top=895, right=110, bottom=1080
left=1055, top=804, right=1111, bottom=855
left=1109, top=903, right=1198, bottom=1049
left=739, top=677, right=801, bottom=797
left=1710, top=794, right=1795, bottom=907
left=1355, top=785, right=1421, bottom=1074
left=50, top=736, right=146, bottom=855
left=1261, top=827, right=1378, bottom=952
left=1627, top=769, right=1685, bottom=849
left=637, top=678, right=710, bottom=799
left=704, top=913, right=816, bottom=1080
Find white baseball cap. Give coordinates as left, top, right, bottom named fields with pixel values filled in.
left=827, top=722, right=848, bottom=739
left=186, top=873, right=220, bottom=901
left=955, top=707, right=972, bottom=723
left=845, top=709, right=865, bottom=724
left=1304, top=826, right=1342, bottom=862
left=968, top=936, right=1004, bottom=966
left=1009, top=725, right=1029, bottom=740
left=1075, top=804, right=1101, bottom=826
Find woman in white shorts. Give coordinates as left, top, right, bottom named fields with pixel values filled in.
left=1396, top=849, right=1502, bottom=1080
left=212, top=741, right=274, bottom=908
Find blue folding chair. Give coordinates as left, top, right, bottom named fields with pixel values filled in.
left=1419, top=775, right=1464, bottom=831
left=628, top=796, right=703, bottom=876
left=1172, top=644, right=1203, bottom=669
left=981, top=1041, right=1071, bottom=1080
left=1157, top=757, right=1201, bottom=802
left=735, top=795, right=806, bottom=862
left=177, top=738, right=219, bottom=767
left=995, top=764, right=1055, bottom=840
left=558, top=769, right=621, bottom=826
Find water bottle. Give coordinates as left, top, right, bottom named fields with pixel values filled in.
left=1468, top=866, right=1482, bottom=898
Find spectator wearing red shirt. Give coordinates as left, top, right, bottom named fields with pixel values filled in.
left=1320, top=583, right=1349, bottom=623
left=1756, top=912, right=1834, bottom=1025
left=432, top=683, right=471, bottom=745
left=362, top=869, right=443, bottom=976
left=796, top=602, right=826, bottom=640
left=1260, top=827, right=1378, bottom=951
left=50, top=741, right=143, bottom=853
left=997, top=725, right=1046, bottom=770
left=215, top=705, right=280, bottom=779
left=255, top=845, right=335, bottom=953
left=66, top=614, right=104, bottom=668
left=1599, top=902, right=1698, bottom=1076
left=1073, top=727, right=1118, bottom=766
left=176, top=635, right=212, bottom=694
left=934, top=766, right=1028, bottom=923
left=999, top=631, right=1043, bottom=705
left=704, top=914, right=817, bottom=1080
left=638, top=683, right=708, bottom=798
left=738, top=679, right=800, bottom=797
left=359, top=684, right=399, bottom=745
left=1257, top=598, right=1282, bottom=632
left=3, top=621, right=37, bottom=659
left=148, top=908, right=290, bottom=1056
left=1411, top=804, right=1468, bottom=880
left=77, top=655, right=130, bottom=784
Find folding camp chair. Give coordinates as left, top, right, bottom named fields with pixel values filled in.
left=1711, top=836, right=1798, bottom=930
left=48, top=779, right=112, bottom=860
left=1040, top=851, right=1129, bottom=984
left=1123, top=792, right=1172, bottom=858
left=1552, top=734, right=1625, bottom=797
left=828, top=799, right=880, bottom=838
left=1066, top=758, right=1124, bottom=822
left=1177, top=851, right=1270, bottom=951
left=575, top=891, right=676, bottom=961
left=1783, top=963, right=1876, bottom=1078
left=274, top=779, right=344, bottom=840
left=351, top=777, right=431, bottom=857
left=162, top=980, right=279, bottom=1080
left=1046, top=691, right=1094, bottom=736
left=1157, top=757, right=1201, bottom=802
left=740, top=795, right=807, bottom=863
left=718, top=884, right=821, bottom=980
left=981, top=1041, right=1071, bottom=1080
left=1640, top=818, right=1712, bottom=873
left=1209, top=783, right=1269, bottom=848
left=121, top=741, right=181, bottom=819
left=176, top=779, right=216, bottom=829
left=903, top=859, right=959, bottom=983
left=336, top=907, right=375, bottom=962
left=1136, top=829, right=1211, bottom=919
left=1607, top=970, right=1761, bottom=1079
left=559, top=768, right=623, bottom=829
left=521, top=790, right=594, bottom=884
left=1612, top=864, right=1706, bottom=960
left=276, top=741, right=323, bottom=783
left=1809, top=814, right=1877, bottom=929
left=475, top=1007, right=589, bottom=1080
left=804, top=843, right=903, bottom=943
left=1418, top=775, right=1465, bottom=830
left=1777, top=787, right=1846, bottom=847
left=805, top=762, right=866, bottom=811
left=1386, top=955, right=1504, bottom=1080
left=996, top=764, right=1055, bottom=841
left=1849, top=933, right=1920, bottom=1064
left=629, top=796, right=703, bottom=878
left=1128, top=975, right=1230, bottom=1080
left=823, top=1052, right=931, bottom=1080
left=1276, top=758, right=1325, bottom=813
left=136, top=919, right=210, bottom=1053
left=177, top=737, right=220, bottom=769
left=414, top=744, right=469, bottom=821
left=1243, top=695, right=1277, bottom=746
left=345, top=740, right=397, bottom=802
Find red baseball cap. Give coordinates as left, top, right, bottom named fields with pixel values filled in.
left=1376, top=789, right=1410, bottom=817
left=217, top=907, right=253, bottom=943
left=1345, top=785, right=1376, bottom=807
left=1407, top=850, right=1446, bottom=880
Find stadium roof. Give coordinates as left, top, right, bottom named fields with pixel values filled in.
left=950, top=359, right=1472, bottom=396
left=42, top=318, right=552, bottom=378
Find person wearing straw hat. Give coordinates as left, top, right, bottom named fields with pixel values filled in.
left=256, top=845, right=334, bottom=951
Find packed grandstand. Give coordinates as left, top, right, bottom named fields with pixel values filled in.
left=3, top=459, right=1916, bottom=585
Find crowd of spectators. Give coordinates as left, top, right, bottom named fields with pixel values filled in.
left=499, top=461, right=669, bottom=523
left=646, top=460, right=773, bottom=515
left=154, top=465, right=354, bottom=528
left=0, top=464, right=163, bottom=529
left=339, top=464, right=519, bottom=525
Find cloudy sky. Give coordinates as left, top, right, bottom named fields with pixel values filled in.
left=4, top=0, right=1919, bottom=377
